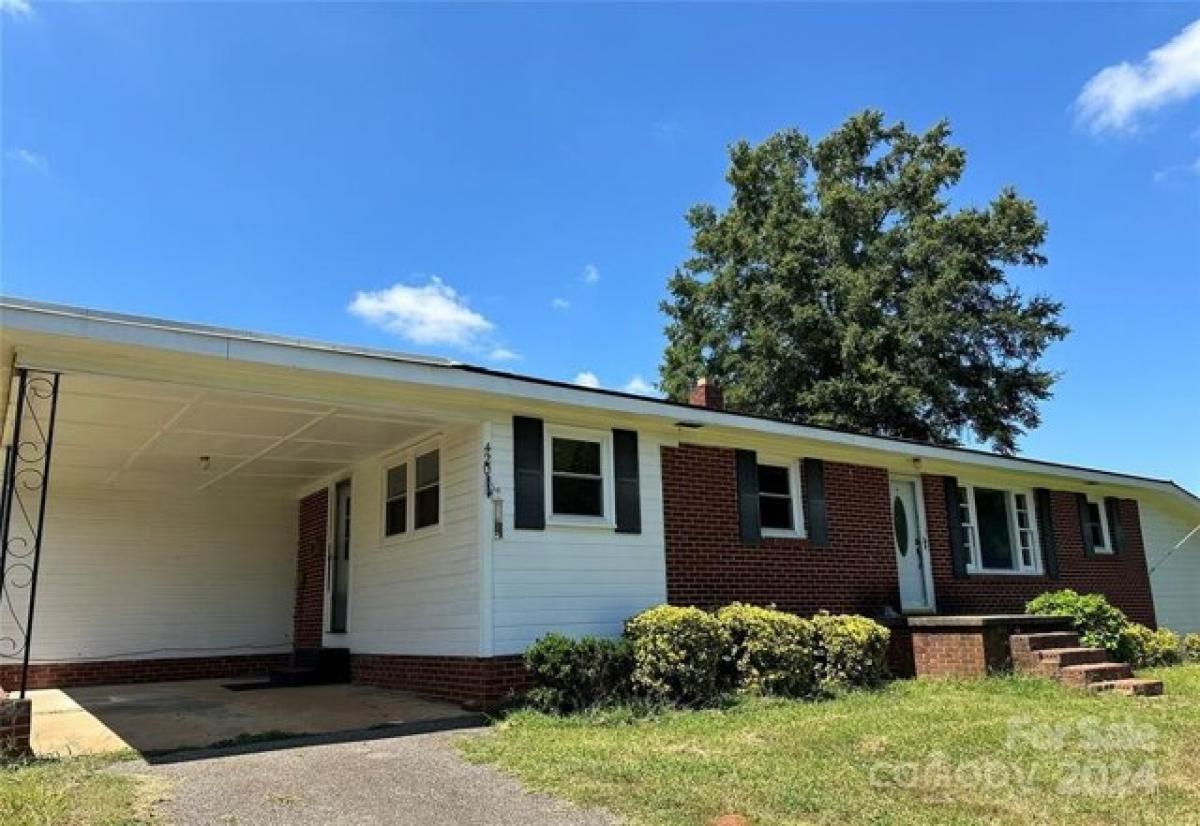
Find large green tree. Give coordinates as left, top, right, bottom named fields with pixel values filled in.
left=660, top=111, right=1068, bottom=454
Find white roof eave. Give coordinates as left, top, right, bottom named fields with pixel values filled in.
left=2, top=295, right=1196, bottom=513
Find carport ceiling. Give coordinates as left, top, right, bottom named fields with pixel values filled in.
left=44, top=373, right=435, bottom=492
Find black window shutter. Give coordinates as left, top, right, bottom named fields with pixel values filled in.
left=1076, top=492, right=1095, bottom=556
left=613, top=429, right=641, bottom=534
left=735, top=449, right=761, bottom=545
left=802, top=458, right=829, bottom=546
left=1104, top=496, right=1126, bottom=554
left=1033, top=487, right=1060, bottom=578
left=945, top=477, right=969, bottom=578
left=512, top=416, right=545, bottom=530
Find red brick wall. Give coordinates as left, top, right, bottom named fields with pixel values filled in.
left=0, top=697, right=32, bottom=758
left=0, top=653, right=288, bottom=690
left=920, top=476, right=1156, bottom=626
left=910, top=627, right=1012, bottom=678
left=294, top=488, right=328, bottom=650
left=352, top=654, right=529, bottom=709
left=659, top=444, right=1156, bottom=629
left=662, top=443, right=901, bottom=615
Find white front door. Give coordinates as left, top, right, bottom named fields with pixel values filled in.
left=890, top=478, right=934, bottom=612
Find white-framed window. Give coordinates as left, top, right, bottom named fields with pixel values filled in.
left=958, top=483, right=1043, bottom=575
left=413, top=448, right=441, bottom=530
left=1083, top=496, right=1113, bottom=554
left=757, top=459, right=805, bottom=538
left=384, top=462, right=408, bottom=537
left=545, top=426, right=613, bottom=524
left=380, top=438, right=442, bottom=541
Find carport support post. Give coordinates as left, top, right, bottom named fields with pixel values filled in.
left=18, top=372, right=61, bottom=699
left=0, top=369, right=62, bottom=702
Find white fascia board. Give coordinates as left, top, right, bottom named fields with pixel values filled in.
left=2, top=297, right=1196, bottom=511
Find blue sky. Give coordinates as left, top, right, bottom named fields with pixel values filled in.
left=2, top=3, right=1198, bottom=489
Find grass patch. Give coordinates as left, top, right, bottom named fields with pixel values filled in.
left=0, top=755, right=158, bottom=825
left=462, top=665, right=1200, bottom=825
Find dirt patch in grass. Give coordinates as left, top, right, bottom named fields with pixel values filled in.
left=462, top=665, right=1200, bottom=826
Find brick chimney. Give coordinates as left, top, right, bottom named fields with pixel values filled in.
left=687, top=377, right=723, bottom=410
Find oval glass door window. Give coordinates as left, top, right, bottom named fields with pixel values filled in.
left=892, top=495, right=909, bottom=556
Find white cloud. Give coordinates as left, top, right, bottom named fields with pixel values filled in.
left=488, top=347, right=520, bottom=362
left=550, top=297, right=570, bottom=310
left=581, top=264, right=600, bottom=285
left=622, top=375, right=654, bottom=395
left=573, top=371, right=601, bottom=389
left=1152, top=156, right=1200, bottom=184
left=1076, top=20, right=1200, bottom=134
left=348, top=277, right=494, bottom=347
left=0, top=0, right=33, bottom=18
left=5, top=148, right=48, bottom=172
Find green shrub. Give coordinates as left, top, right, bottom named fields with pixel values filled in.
left=810, top=611, right=890, bottom=691
left=1118, top=623, right=1151, bottom=668
left=1184, top=633, right=1200, bottom=663
left=624, top=605, right=729, bottom=706
left=1025, top=589, right=1130, bottom=657
left=1120, top=624, right=1183, bottom=669
left=716, top=603, right=816, bottom=697
left=523, top=633, right=633, bottom=713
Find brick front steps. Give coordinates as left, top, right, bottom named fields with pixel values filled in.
left=1011, top=631, right=1164, bottom=697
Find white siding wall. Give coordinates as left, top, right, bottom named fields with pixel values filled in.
left=1143, top=503, right=1200, bottom=634
left=488, top=415, right=667, bottom=655
left=328, top=423, right=481, bottom=656
left=6, top=486, right=296, bottom=663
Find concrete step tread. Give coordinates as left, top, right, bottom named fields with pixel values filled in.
left=1060, top=662, right=1132, bottom=674
left=1037, top=647, right=1111, bottom=666
left=1059, top=662, right=1134, bottom=687
left=1089, top=678, right=1165, bottom=697
left=1013, top=632, right=1081, bottom=651
left=1037, top=646, right=1106, bottom=658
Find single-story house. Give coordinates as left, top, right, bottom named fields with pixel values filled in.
left=1, top=297, right=1197, bottom=707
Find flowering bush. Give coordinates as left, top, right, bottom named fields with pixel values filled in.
left=717, top=603, right=816, bottom=697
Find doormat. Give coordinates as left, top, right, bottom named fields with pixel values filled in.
left=222, top=681, right=280, bottom=692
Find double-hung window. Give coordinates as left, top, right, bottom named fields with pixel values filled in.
left=1083, top=496, right=1112, bottom=554
left=757, top=460, right=804, bottom=537
left=382, top=441, right=441, bottom=540
left=414, top=449, right=440, bottom=530
left=384, top=462, right=408, bottom=537
left=546, top=427, right=612, bottom=522
left=958, top=484, right=1041, bottom=574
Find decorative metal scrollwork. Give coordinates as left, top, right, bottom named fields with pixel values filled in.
left=483, top=441, right=495, bottom=497
left=0, top=369, right=61, bottom=697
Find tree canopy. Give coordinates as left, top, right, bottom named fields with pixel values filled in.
left=660, top=111, right=1068, bottom=454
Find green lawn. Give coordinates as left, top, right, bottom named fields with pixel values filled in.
left=0, top=756, right=156, bottom=826
left=461, top=666, right=1200, bottom=826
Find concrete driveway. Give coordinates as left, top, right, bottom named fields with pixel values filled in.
left=116, top=727, right=616, bottom=825
left=30, top=679, right=471, bottom=756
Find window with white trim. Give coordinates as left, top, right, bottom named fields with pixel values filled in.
left=545, top=427, right=612, bottom=522
left=958, top=484, right=1042, bottom=574
left=414, top=448, right=440, bottom=530
left=757, top=460, right=804, bottom=537
left=1083, top=497, right=1112, bottom=554
left=384, top=462, right=407, bottom=537
left=381, top=440, right=441, bottom=540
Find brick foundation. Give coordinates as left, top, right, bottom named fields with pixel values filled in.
left=0, top=653, right=288, bottom=690
left=352, top=654, right=529, bottom=710
left=908, top=616, right=1071, bottom=678
left=294, top=489, right=329, bottom=650
left=0, top=696, right=32, bottom=758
